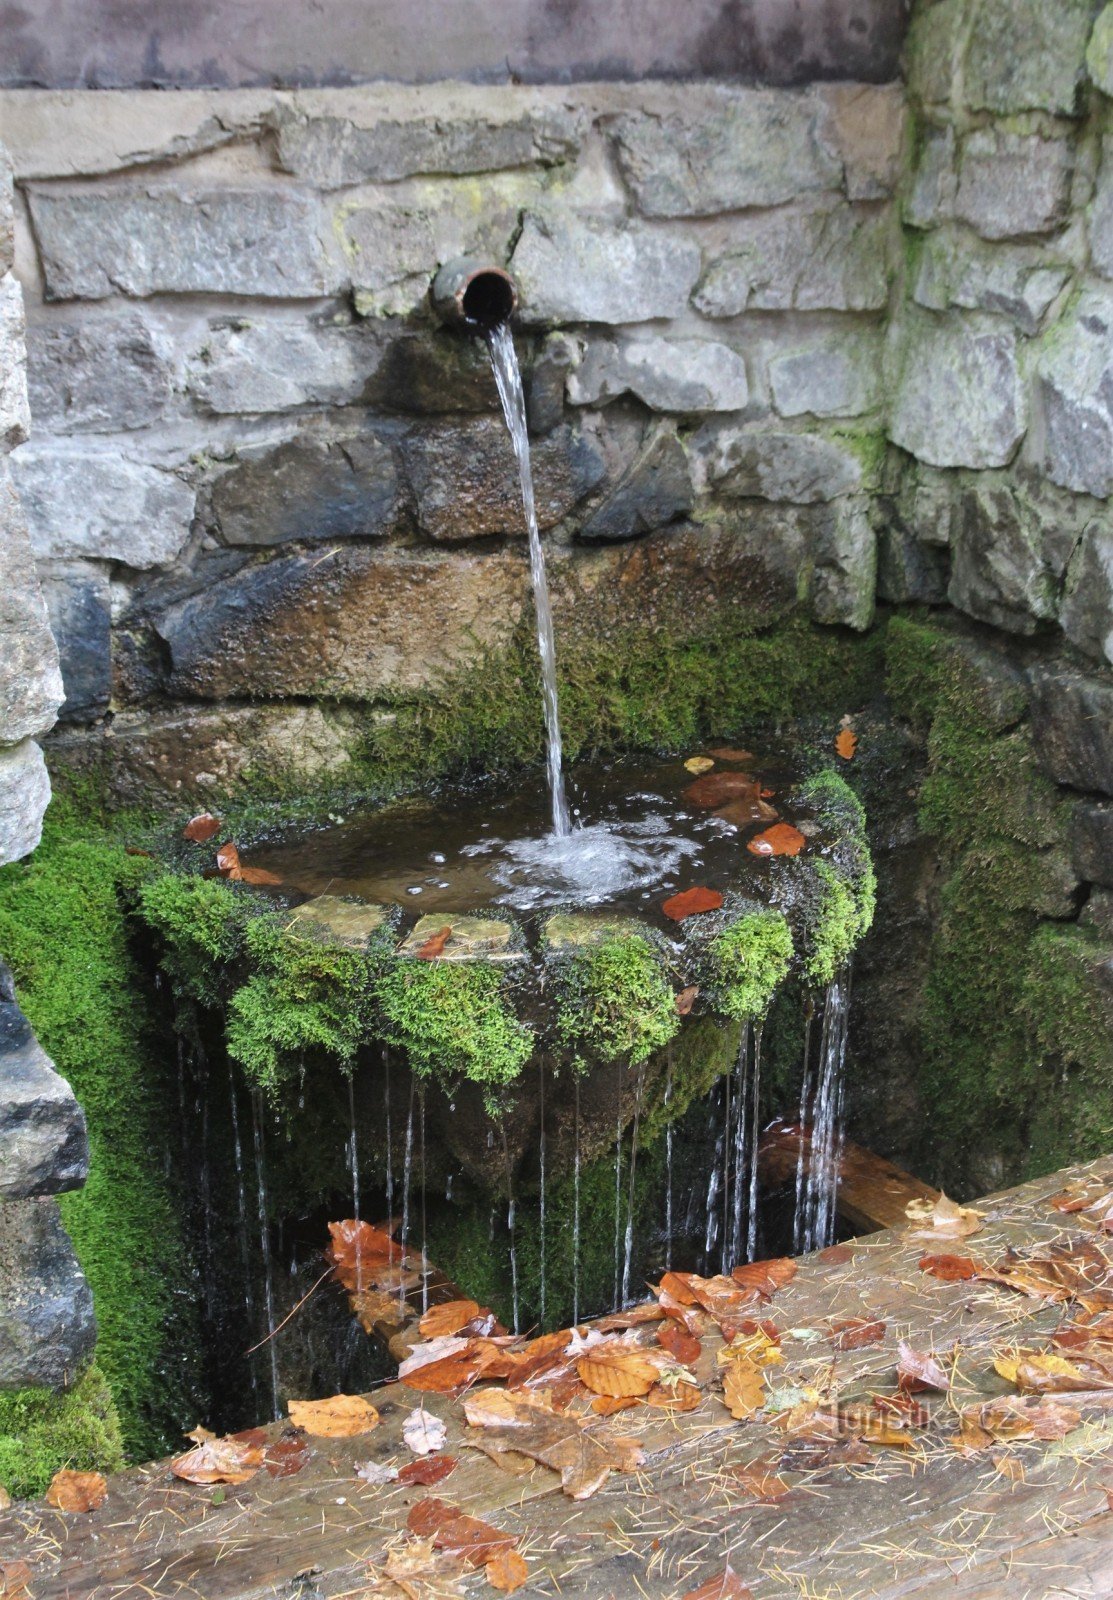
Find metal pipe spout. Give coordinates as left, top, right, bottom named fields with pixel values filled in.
left=431, top=257, right=518, bottom=330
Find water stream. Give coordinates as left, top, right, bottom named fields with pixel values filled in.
left=797, top=970, right=852, bottom=1252
left=487, top=321, right=571, bottom=838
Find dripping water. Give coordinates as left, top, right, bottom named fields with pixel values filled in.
left=621, top=1062, right=646, bottom=1307
left=612, top=1062, right=623, bottom=1310
left=719, top=1054, right=732, bottom=1275
left=399, top=1079, right=415, bottom=1309
left=572, top=1072, right=582, bottom=1325
left=383, top=1049, right=394, bottom=1260
left=793, top=1001, right=816, bottom=1256
left=498, top=1123, right=520, bottom=1336
left=538, top=1056, right=547, bottom=1330
left=798, top=968, right=852, bottom=1253
left=746, top=1020, right=764, bottom=1264
left=664, top=1047, right=674, bottom=1271
left=419, top=1089, right=428, bottom=1314
left=250, top=1092, right=280, bottom=1421
left=486, top=321, right=570, bottom=837
left=729, top=1023, right=750, bottom=1271
left=347, top=1072, right=362, bottom=1295
left=227, top=1064, right=258, bottom=1401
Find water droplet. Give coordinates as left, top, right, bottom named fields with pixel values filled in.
left=431, top=853, right=446, bottom=865
left=406, top=885, right=423, bottom=896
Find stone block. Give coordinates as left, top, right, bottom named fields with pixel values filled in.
left=1061, top=522, right=1113, bottom=667
left=1088, top=5, right=1113, bottom=96
left=904, top=123, right=958, bottom=230
left=822, top=83, right=907, bottom=201
left=1029, top=665, right=1113, bottom=794
left=0, top=739, right=51, bottom=866
left=611, top=89, right=842, bottom=216
left=948, top=481, right=1059, bottom=635
left=695, top=424, right=864, bottom=504
left=211, top=429, right=402, bottom=548
left=400, top=419, right=605, bottom=541
left=965, top=0, right=1097, bottom=115
left=887, top=308, right=1025, bottom=470
left=0, top=964, right=88, bottom=1200
left=397, top=914, right=521, bottom=963
left=940, top=634, right=1031, bottom=732
left=26, top=311, right=172, bottom=432
left=567, top=336, right=748, bottom=414
left=694, top=202, right=890, bottom=316
left=526, top=334, right=575, bottom=436
left=904, top=0, right=965, bottom=106
left=38, top=560, right=112, bottom=724
left=767, top=331, right=883, bottom=419
left=579, top=428, right=693, bottom=542
left=12, top=444, right=196, bottom=568
left=0, top=463, right=64, bottom=746
left=955, top=129, right=1074, bottom=242
left=361, top=329, right=498, bottom=416
left=0, top=142, right=13, bottom=274
left=1071, top=801, right=1113, bottom=885
left=272, top=102, right=581, bottom=187
left=510, top=215, right=701, bottom=326
left=188, top=312, right=383, bottom=415
left=1081, top=886, right=1113, bottom=936
left=0, top=1197, right=95, bottom=1389
left=811, top=498, right=877, bottom=631
left=0, top=273, right=28, bottom=450
left=1088, top=139, right=1113, bottom=277
left=1034, top=284, right=1113, bottom=497
left=28, top=185, right=339, bottom=301
left=541, top=913, right=641, bottom=952
left=289, top=895, right=391, bottom=945
left=874, top=500, right=950, bottom=604
left=912, top=228, right=1072, bottom=335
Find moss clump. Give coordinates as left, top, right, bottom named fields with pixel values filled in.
left=0, top=1366, right=124, bottom=1499
left=702, top=912, right=793, bottom=1020
left=375, top=960, right=534, bottom=1098
left=554, top=934, right=679, bottom=1067
left=796, top=769, right=877, bottom=985
left=137, top=872, right=256, bottom=1007
left=0, top=829, right=200, bottom=1462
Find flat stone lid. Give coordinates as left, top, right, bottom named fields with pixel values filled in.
left=396, top=913, right=522, bottom=963
left=541, top=912, right=645, bottom=952
left=288, top=894, right=391, bottom=945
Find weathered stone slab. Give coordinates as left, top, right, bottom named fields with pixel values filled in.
left=904, top=0, right=965, bottom=106
left=1088, top=5, right=1113, bottom=97
left=822, top=83, right=907, bottom=201
left=211, top=429, right=402, bottom=548
left=611, top=89, right=844, bottom=216
left=948, top=480, right=1060, bottom=634
left=0, top=1196, right=95, bottom=1389
left=1071, top=800, right=1113, bottom=885
left=966, top=0, right=1096, bottom=115
left=400, top=419, right=605, bottom=541
left=907, top=125, right=1075, bottom=240
left=811, top=498, right=877, bottom=630
left=694, top=202, right=890, bottom=316
left=0, top=142, right=13, bottom=274
left=904, top=123, right=959, bottom=230
left=1087, top=139, right=1113, bottom=278
left=510, top=215, right=701, bottom=325
left=1034, top=284, right=1113, bottom=497
left=12, top=444, right=196, bottom=567
left=567, top=336, right=749, bottom=414
left=26, top=311, right=172, bottom=432
left=38, top=560, right=111, bottom=724
left=767, top=331, right=883, bottom=418
left=579, top=428, right=692, bottom=541
left=0, top=963, right=88, bottom=1201
left=0, top=463, right=64, bottom=745
left=360, top=329, right=498, bottom=416
left=541, top=913, right=641, bottom=952
left=188, top=313, right=383, bottom=415
left=1061, top=522, right=1113, bottom=667
left=28, top=185, right=339, bottom=301
left=272, top=102, right=581, bottom=187
left=0, top=739, right=51, bottom=866
left=694, top=424, right=864, bottom=504
left=1029, top=664, right=1113, bottom=794
left=887, top=308, right=1025, bottom=470
left=0, top=273, right=28, bottom=449
left=874, top=500, right=950, bottom=604
left=912, top=227, right=1072, bottom=335
left=397, top=914, right=521, bottom=963
left=289, top=895, right=391, bottom=946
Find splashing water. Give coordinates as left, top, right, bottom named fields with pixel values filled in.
left=487, top=321, right=571, bottom=837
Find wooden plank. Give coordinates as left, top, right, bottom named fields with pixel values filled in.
left=759, top=1120, right=939, bottom=1234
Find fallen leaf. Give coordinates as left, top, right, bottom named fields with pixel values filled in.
left=399, top=1454, right=458, bottom=1487
left=0, top=1485, right=8, bottom=1512
left=288, top=1395, right=380, bottom=1438
left=818, top=1243, right=854, bottom=1265
left=719, top=1328, right=782, bottom=1368
left=684, top=756, right=715, bottom=775
left=731, top=1258, right=797, bottom=1298
left=830, top=1317, right=885, bottom=1351
left=658, top=1321, right=701, bottom=1365
left=681, top=1565, right=754, bottom=1600
left=463, top=1387, right=644, bottom=1500
left=904, top=1193, right=982, bottom=1241
left=835, top=728, right=858, bottom=760
left=216, top=841, right=242, bottom=877
left=0, top=1562, right=33, bottom=1600
left=747, top=823, right=806, bottom=859
left=658, top=1271, right=700, bottom=1308
left=183, top=812, right=221, bottom=842
left=355, top=1460, right=400, bottom=1485
left=417, top=925, right=453, bottom=961
left=662, top=887, right=724, bottom=922
left=706, top=748, right=754, bottom=764
left=237, top=864, right=284, bottom=886
left=918, top=1253, right=981, bottom=1281
left=992, top=1452, right=1026, bottom=1481
left=897, top=1341, right=950, bottom=1393
left=956, top=1395, right=1081, bottom=1446
left=731, top=1456, right=792, bottom=1503
left=576, top=1348, right=660, bottom=1398
left=404, top=1407, right=448, bottom=1456
left=262, top=1433, right=312, bottom=1479
left=407, top=1497, right=517, bottom=1568
left=44, top=1469, right=108, bottom=1512
left=590, top=1394, right=640, bottom=1416
left=486, top=1548, right=529, bottom=1593
left=646, top=1380, right=702, bottom=1412
left=379, top=1535, right=466, bottom=1598
left=170, top=1437, right=263, bottom=1485
left=327, top=1218, right=402, bottom=1292
left=419, top=1300, right=481, bottom=1339
left=684, top=772, right=762, bottom=808
left=713, top=796, right=779, bottom=828
left=721, top=1358, right=765, bottom=1420
left=675, top=984, right=700, bottom=1016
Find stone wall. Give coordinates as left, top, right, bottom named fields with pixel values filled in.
left=0, top=138, right=62, bottom=865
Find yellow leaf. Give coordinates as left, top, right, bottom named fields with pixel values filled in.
left=288, top=1394, right=380, bottom=1438
left=718, top=1330, right=783, bottom=1369
left=684, top=756, right=715, bottom=775
left=486, top=1548, right=529, bottom=1593
left=721, top=1358, right=765, bottom=1420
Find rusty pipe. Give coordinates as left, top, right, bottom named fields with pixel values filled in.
left=431, top=257, right=518, bottom=330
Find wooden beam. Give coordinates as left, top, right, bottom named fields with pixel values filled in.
left=758, top=1119, right=939, bottom=1236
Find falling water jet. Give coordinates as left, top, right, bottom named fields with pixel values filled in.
left=419, top=1088, right=428, bottom=1314
left=538, top=1056, right=547, bottom=1330
left=746, top=1021, right=765, bottom=1264
left=719, top=1054, right=732, bottom=1276
left=793, top=1000, right=816, bottom=1256
left=250, top=1091, right=280, bottom=1421
left=383, top=1048, right=394, bottom=1262
left=498, top=1123, right=520, bottom=1336
left=227, top=1063, right=258, bottom=1400
left=572, top=1072, right=582, bottom=1325
left=399, top=1079, right=415, bottom=1309
left=622, top=1062, right=646, bottom=1307
left=612, top=1062, right=624, bottom=1311
left=729, top=1023, right=750, bottom=1271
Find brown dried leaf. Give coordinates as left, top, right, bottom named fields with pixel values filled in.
left=463, top=1387, right=644, bottom=1500
left=44, top=1469, right=108, bottom=1511
left=721, top=1358, right=765, bottom=1420
left=288, top=1394, right=380, bottom=1438
left=0, top=1562, right=33, bottom=1600
left=706, top=748, right=754, bottom=764
left=417, top=925, right=453, bottom=961
left=675, top=984, right=700, bottom=1016
left=170, top=1437, right=263, bottom=1485
left=731, top=1455, right=792, bottom=1503
left=419, top=1300, right=482, bottom=1339
left=918, top=1253, right=981, bottom=1281
left=238, top=864, right=284, bottom=886
left=576, top=1348, right=659, bottom=1399
left=399, top=1454, right=458, bottom=1487
left=485, top=1549, right=529, bottom=1593
left=747, top=823, right=805, bottom=859
left=835, top=728, right=858, bottom=760
left=657, top=1321, right=701, bottom=1365
left=684, top=772, right=760, bottom=809
left=957, top=1395, right=1081, bottom=1445
left=407, top=1497, right=516, bottom=1568
left=183, top=812, right=221, bottom=842
left=216, top=841, right=242, bottom=878
left=731, top=1258, right=797, bottom=1298
left=905, top=1192, right=982, bottom=1240
left=829, top=1317, right=885, bottom=1351
left=897, top=1340, right=950, bottom=1393
left=661, top=887, right=724, bottom=922
left=681, top=1565, right=754, bottom=1600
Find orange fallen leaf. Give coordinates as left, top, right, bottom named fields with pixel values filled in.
left=675, top=984, right=699, bottom=1016
left=713, top=796, right=778, bottom=828
left=0, top=1562, right=33, bottom=1600
left=818, top=1243, right=854, bottom=1265
left=486, top=1548, right=529, bottom=1593
left=419, top=1299, right=481, bottom=1339
left=905, top=1193, right=982, bottom=1240
left=681, top=1564, right=754, bottom=1600
left=170, top=1437, right=263, bottom=1486
left=288, top=1395, right=380, bottom=1438
left=835, top=728, right=858, bottom=760
left=731, top=1258, right=797, bottom=1298
left=216, top=841, right=242, bottom=877
left=897, top=1341, right=950, bottom=1393
left=918, top=1253, right=981, bottom=1281
left=747, top=823, right=805, bottom=859
left=44, top=1469, right=108, bottom=1512
left=576, top=1348, right=659, bottom=1398
left=684, top=772, right=761, bottom=809
left=417, top=925, right=453, bottom=961
left=398, top=1453, right=458, bottom=1487
left=829, top=1317, right=885, bottom=1351
left=721, top=1358, right=765, bottom=1420
left=407, top=1496, right=517, bottom=1567
left=590, top=1393, right=640, bottom=1416
left=706, top=748, right=754, bottom=764
left=647, top=1379, right=702, bottom=1412
left=658, top=1321, right=701, bottom=1365
left=238, top=864, right=284, bottom=886
left=731, top=1455, right=792, bottom=1503
left=183, top=812, right=221, bottom=842
left=662, top=887, right=724, bottom=922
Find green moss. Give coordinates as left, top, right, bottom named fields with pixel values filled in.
left=0, top=1366, right=124, bottom=1499
left=137, top=872, right=255, bottom=1007
left=797, top=770, right=877, bottom=985
left=640, top=1015, right=742, bottom=1147
left=554, top=934, right=679, bottom=1067
left=375, top=960, right=534, bottom=1101
left=0, top=828, right=200, bottom=1462
left=702, top=912, right=793, bottom=1020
